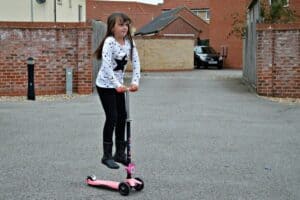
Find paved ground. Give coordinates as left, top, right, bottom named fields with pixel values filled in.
left=1, top=70, right=299, bottom=200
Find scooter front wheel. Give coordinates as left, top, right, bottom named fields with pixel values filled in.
left=119, top=182, right=131, bottom=196
left=134, top=177, right=144, bottom=191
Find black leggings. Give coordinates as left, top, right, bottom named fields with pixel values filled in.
left=97, top=87, right=127, bottom=143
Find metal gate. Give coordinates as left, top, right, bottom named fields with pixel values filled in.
left=92, top=20, right=107, bottom=89
left=243, top=1, right=260, bottom=88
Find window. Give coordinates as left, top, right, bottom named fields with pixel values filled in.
left=57, top=0, right=62, bottom=6
left=269, top=0, right=289, bottom=7
left=191, top=9, right=210, bottom=21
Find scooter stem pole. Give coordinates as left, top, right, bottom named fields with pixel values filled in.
left=125, top=91, right=132, bottom=178
left=125, top=90, right=130, bottom=119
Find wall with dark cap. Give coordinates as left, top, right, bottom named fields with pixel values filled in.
left=256, top=23, right=300, bottom=98
left=0, top=22, right=93, bottom=96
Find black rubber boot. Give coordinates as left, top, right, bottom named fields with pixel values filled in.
left=113, top=141, right=128, bottom=166
left=101, top=142, right=119, bottom=169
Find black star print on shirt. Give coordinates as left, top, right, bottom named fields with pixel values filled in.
left=114, top=55, right=128, bottom=71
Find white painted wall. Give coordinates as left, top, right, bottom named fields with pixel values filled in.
left=0, top=0, right=86, bottom=22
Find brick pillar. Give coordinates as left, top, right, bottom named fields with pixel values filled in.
left=77, top=28, right=93, bottom=94
left=256, top=28, right=275, bottom=96
left=256, top=23, right=300, bottom=98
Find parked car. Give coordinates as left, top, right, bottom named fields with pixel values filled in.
left=194, top=46, right=223, bottom=69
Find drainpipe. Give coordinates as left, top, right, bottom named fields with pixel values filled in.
left=30, top=0, right=34, bottom=21
left=54, top=0, right=57, bottom=22
left=271, top=28, right=275, bottom=96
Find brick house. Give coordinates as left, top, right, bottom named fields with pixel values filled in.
left=160, top=0, right=247, bottom=68
left=135, top=6, right=209, bottom=42
left=86, top=0, right=210, bottom=30
left=161, top=0, right=210, bottom=23
left=209, top=0, right=249, bottom=69
left=87, top=0, right=247, bottom=68
left=86, top=0, right=161, bottom=32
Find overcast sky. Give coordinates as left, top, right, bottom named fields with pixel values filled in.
left=109, top=0, right=163, bottom=5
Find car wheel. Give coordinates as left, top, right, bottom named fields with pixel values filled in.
left=194, top=60, right=200, bottom=69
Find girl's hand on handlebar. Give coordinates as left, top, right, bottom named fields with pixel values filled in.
left=129, top=84, right=138, bottom=92
left=116, top=85, right=128, bottom=93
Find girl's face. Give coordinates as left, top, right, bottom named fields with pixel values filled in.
left=113, top=18, right=129, bottom=40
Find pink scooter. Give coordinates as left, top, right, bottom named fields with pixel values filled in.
left=86, top=90, right=144, bottom=196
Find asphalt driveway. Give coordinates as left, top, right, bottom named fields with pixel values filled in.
left=1, top=70, right=299, bottom=200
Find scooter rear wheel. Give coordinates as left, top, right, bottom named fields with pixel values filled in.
left=119, top=182, right=131, bottom=196
left=86, top=175, right=97, bottom=181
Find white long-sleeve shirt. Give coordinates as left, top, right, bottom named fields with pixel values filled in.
left=96, top=36, right=141, bottom=88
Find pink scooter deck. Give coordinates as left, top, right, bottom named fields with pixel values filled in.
left=86, top=179, right=119, bottom=190
left=86, top=175, right=144, bottom=196
left=86, top=178, right=142, bottom=189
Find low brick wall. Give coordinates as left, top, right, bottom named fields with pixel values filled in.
left=256, top=23, right=300, bottom=98
left=0, top=22, right=92, bottom=96
left=134, top=36, right=194, bottom=71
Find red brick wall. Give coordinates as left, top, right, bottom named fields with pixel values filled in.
left=156, top=7, right=209, bottom=41
left=86, top=0, right=161, bottom=31
left=209, top=0, right=247, bottom=69
left=0, top=22, right=92, bottom=96
left=290, top=0, right=300, bottom=18
left=161, top=0, right=209, bottom=9
left=177, top=8, right=209, bottom=39
left=160, top=17, right=199, bottom=39
left=256, top=23, right=300, bottom=98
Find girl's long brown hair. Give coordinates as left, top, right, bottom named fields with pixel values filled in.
left=94, top=13, right=134, bottom=60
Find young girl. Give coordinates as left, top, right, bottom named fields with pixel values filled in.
left=94, top=13, right=141, bottom=169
